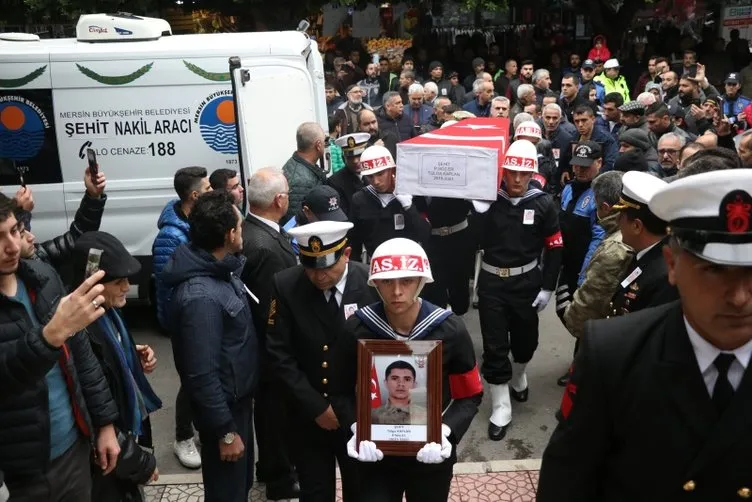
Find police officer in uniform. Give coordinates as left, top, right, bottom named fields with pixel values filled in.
left=609, top=171, right=678, bottom=317
left=328, top=133, right=370, bottom=217
left=349, top=146, right=431, bottom=261
left=345, top=238, right=483, bottom=502
left=473, top=140, right=564, bottom=440
left=555, top=140, right=606, bottom=386
left=265, top=220, right=379, bottom=502
left=539, top=168, right=752, bottom=501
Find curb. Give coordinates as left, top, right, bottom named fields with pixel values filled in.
left=151, top=459, right=542, bottom=486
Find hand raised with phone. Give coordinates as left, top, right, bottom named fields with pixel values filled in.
left=43, top=270, right=107, bottom=347
left=84, top=167, right=106, bottom=199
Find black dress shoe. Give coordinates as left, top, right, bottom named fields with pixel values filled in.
left=510, top=387, right=529, bottom=403
left=266, top=482, right=301, bottom=501
left=557, top=373, right=569, bottom=387
left=488, top=422, right=509, bottom=441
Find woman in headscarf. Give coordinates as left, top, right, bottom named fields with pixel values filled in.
left=73, top=231, right=162, bottom=502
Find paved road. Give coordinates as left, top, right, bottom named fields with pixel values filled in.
left=123, top=301, right=574, bottom=476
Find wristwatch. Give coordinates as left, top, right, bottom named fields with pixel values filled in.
left=222, top=432, right=236, bottom=445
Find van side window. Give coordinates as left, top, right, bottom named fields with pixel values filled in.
left=0, top=90, right=63, bottom=185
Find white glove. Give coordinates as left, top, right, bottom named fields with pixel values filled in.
left=416, top=424, right=452, bottom=464
left=395, top=194, right=413, bottom=209
left=471, top=200, right=491, bottom=213
left=346, top=423, right=384, bottom=463
left=532, top=289, right=553, bottom=312
left=0, top=481, right=8, bottom=502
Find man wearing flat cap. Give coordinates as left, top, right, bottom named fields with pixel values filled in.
left=608, top=171, right=678, bottom=317
left=539, top=168, right=752, bottom=501
left=266, top=221, right=378, bottom=502
left=619, top=100, right=649, bottom=133
left=328, top=132, right=369, bottom=217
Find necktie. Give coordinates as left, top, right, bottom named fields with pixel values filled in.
left=327, top=287, right=339, bottom=317
left=712, top=353, right=736, bottom=414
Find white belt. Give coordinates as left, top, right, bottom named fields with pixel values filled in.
left=481, top=259, right=538, bottom=278
left=431, top=219, right=469, bottom=236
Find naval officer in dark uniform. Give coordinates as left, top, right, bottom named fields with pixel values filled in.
left=327, top=132, right=369, bottom=218
left=539, top=167, right=752, bottom=501
left=609, top=171, right=678, bottom=317
left=266, top=219, right=379, bottom=502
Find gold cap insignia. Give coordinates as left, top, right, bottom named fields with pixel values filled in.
left=310, top=236, right=323, bottom=253
left=347, top=136, right=356, bottom=148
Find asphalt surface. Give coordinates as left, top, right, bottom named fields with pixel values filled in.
left=123, top=300, right=574, bottom=475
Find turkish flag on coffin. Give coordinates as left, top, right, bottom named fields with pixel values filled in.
left=395, top=118, right=510, bottom=201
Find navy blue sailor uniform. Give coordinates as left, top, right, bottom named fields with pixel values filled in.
left=346, top=301, right=483, bottom=502
left=349, top=185, right=432, bottom=262
left=416, top=197, right=475, bottom=315
left=476, top=184, right=564, bottom=385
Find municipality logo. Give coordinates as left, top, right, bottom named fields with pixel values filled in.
left=0, top=95, right=51, bottom=161
left=194, top=91, right=237, bottom=154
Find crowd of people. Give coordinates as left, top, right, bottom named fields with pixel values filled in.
left=0, top=30, right=751, bottom=502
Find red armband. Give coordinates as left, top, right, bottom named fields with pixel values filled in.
left=559, top=364, right=576, bottom=419
left=449, top=364, right=483, bottom=399
left=544, top=231, right=564, bottom=249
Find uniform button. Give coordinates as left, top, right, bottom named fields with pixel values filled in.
left=683, top=480, right=696, bottom=492
left=323, top=345, right=329, bottom=351
left=738, top=487, right=751, bottom=499
left=322, top=378, right=328, bottom=385
left=322, top=361, right=328, bottom=368
left=323, top=393, right=329, bottom=398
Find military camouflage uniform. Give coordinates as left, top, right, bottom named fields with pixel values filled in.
left=371, top=400, right=428, bottom=425
left=563, top=212, right=634, bottom=338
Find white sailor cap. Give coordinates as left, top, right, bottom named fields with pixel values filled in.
left=514, top=121, right=542, bottom=140
left=612, top=171, right=667, bottom=218
left=287, top=220, right=354, bottom=269
left=650, top=169, right=752, bottom=266
left=335, top=132, right=370, bottom=157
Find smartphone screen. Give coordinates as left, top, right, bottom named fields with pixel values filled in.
left=85, top=248, right=103, bottom=278
left=687, top=64, right=698, bottom=79
left=86, top=148, right=99, bottom=177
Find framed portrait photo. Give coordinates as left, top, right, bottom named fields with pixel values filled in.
left=356, top=339, right=442, bottom=456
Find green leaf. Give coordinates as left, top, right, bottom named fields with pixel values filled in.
left=183, top=60, right=231, bottom=82
left=75, top=62, right=154, bottom=85
left=0, top=65, right=47, bottom=88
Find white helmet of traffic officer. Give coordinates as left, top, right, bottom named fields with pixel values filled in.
left=502, top=139, right=539, bottom=173
left=368, top=238, right=433, bottom=300
left=359, top=145, right=396, bottom=176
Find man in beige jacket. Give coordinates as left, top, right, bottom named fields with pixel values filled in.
left=564, top=171, right=635, bottom=337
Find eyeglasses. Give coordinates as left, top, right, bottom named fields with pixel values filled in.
left=658, top=148, right=680, bottom=155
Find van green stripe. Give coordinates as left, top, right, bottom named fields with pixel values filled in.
left=75, top=62, right=153, bottom=85
left=0, top=65, right=47, bottom=88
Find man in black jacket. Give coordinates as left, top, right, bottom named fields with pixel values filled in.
left=609, top=171, right=677, bottom=316
left=0, top=193, right=120, bottom=502
left=239, top=168, right=299, bottom=500
left=267, top=220, right=379, bottom=501
left=16, top=166, right=107, bottom=279
left=165, top=191, right=258, bottom=502
left=538, top=167, right=752, bottom=501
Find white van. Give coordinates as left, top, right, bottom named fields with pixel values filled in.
left=0, top=13, right=328, bottom=300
